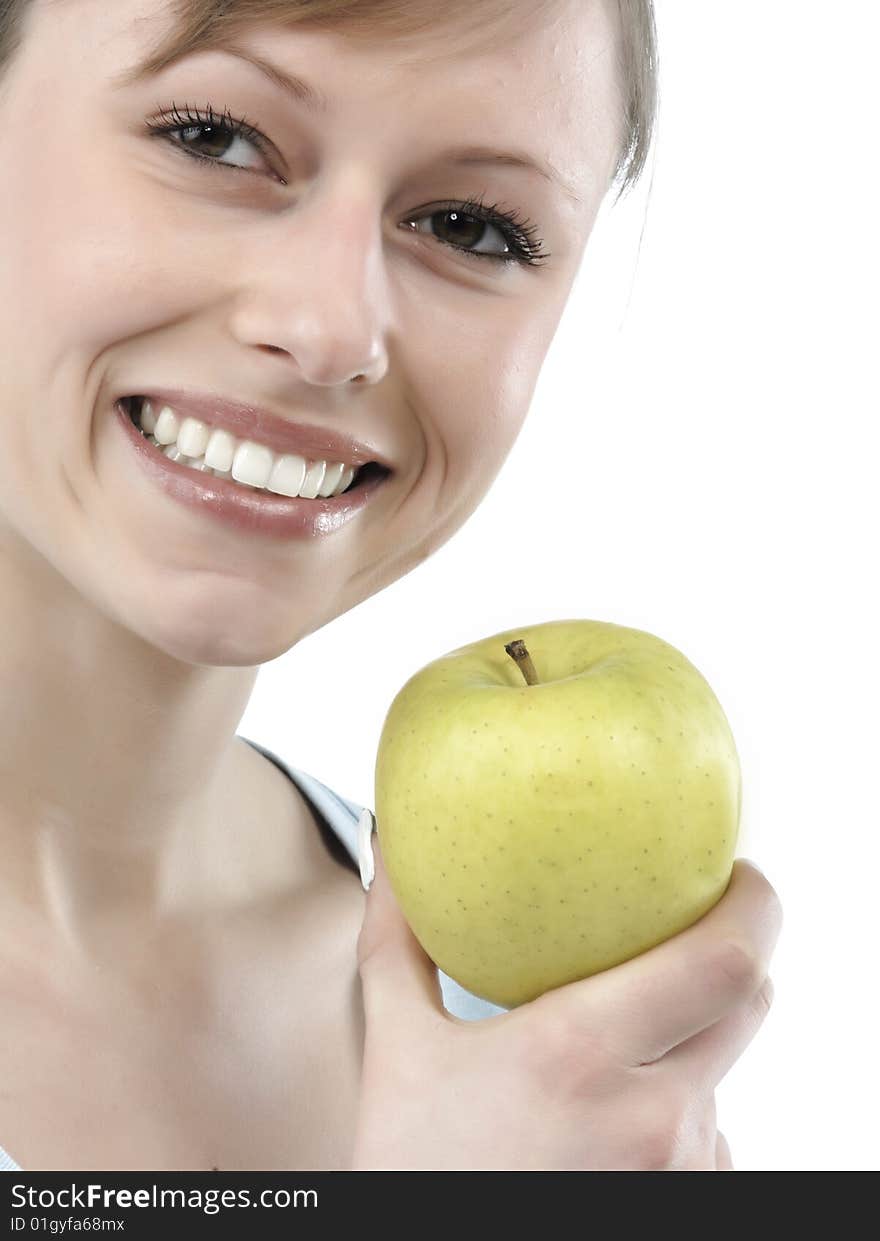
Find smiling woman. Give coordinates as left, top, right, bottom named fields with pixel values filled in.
left=0, top=0, right=780, bottom=1178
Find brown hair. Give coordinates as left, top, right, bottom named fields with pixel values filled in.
left=0, top=0, right=657, bottom=196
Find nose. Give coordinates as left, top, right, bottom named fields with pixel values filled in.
left=227, top=176, right=393, bottom=388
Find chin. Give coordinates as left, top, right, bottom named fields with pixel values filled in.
left=110, top=590, right=312, bottom=669
left=143, top=625, right=301, bottom=669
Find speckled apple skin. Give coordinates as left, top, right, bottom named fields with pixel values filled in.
left=374, top=619, right=740, bottom=1009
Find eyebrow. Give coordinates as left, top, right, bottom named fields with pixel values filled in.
left=441, top=146, right=584, bottom=208
left=110, top=38, right=331, bottom=113
left=114, top=40, right=583, bottom=207
left=218, top=44, right=330, bottom=115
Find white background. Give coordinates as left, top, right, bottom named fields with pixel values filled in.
left=241, top=2, right=879, bottom=1171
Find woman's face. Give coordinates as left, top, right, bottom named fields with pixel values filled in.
left=0, top=0, right=622, bottom=666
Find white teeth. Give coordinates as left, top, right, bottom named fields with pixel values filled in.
left=318, top=461, right=346, bottom=497
left=140, top=399, right=157, bottom=435
left=177, top=416, right=211, bottom=460
left=267, top=452, right=307, bottom=497
left=203, top=428, right=236, bottom=472
left=153, top=405, right=180, bottom=445
left=299, top=460, right=327, bottom=500
left=231, top=441, right=274, bottom=489
left=129, top=399, right=367, bottom=498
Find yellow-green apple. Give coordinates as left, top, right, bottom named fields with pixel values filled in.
left=374, top=619, right=740, bottom=1008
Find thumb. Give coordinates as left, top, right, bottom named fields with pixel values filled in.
left=356, top=809, right=445, bottom=1026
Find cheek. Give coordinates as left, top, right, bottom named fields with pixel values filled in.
left=412, top=292, right=556, bottom=489
left=0, top=107, right=210, bottom=522
left=0, top=105, right=217, bottom=367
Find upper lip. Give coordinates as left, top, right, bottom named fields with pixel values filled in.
left=119, top=387, right=392, bottom=471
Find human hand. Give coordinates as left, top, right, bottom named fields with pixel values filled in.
left=352, top=837, right=781, bottom=1171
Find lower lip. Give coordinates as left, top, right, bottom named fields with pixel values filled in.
left=114, top=400, right=390, bottom=539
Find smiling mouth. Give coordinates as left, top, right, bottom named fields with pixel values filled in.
left=119, top=395, right=390, bottom=499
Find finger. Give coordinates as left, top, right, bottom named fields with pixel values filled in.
left=357, top=822, right=445, bottom=1027
left=715, top=1130, right=733, bottom=1170
left=543, top=858, right=782, bottom=1065
left=660, top=976, right=774, bottom=1087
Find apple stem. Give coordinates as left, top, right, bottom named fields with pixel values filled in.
left=505, top=639, right=540, bottom=686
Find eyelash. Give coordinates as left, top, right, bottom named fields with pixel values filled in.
left=143, top=102, right=551, bottom=268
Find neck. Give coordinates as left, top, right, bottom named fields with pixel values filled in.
left=0, top=525, right=308, bottom=960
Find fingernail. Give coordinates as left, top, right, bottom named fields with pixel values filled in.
left=358, top=807, right=376, bottom=891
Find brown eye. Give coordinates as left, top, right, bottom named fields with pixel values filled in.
left=145, top=104, right=277, bottom=178
left=406, top=197, right=550, bottom=267
left=166, top=119, right=268, bottom=173
left=177, top=122, right=236, bottom=161
left=411, top=208, right=510, bottom=260
left=433, top=209, right=502, bottom=252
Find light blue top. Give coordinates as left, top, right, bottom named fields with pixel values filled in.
left=0, top=734, right=505, bottom=1172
